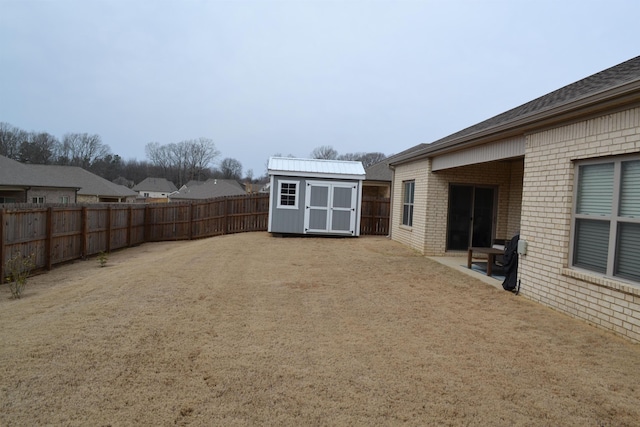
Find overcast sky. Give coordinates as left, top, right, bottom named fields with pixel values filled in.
left=2, top=0, right=639, bottom=178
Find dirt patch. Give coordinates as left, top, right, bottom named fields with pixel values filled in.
left=1, top=232, right=639, bottom=426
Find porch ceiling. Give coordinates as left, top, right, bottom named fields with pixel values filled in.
left=431, top=136, right=525, bottom=171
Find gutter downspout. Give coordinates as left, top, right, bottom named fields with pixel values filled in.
left=388, top=164, right=395, bottom=240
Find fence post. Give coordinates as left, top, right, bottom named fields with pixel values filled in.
left=0, top=209, right=4, bottom=282
left=106, top=206, right=112, bottom=253
left=46, top=207, right=53, bottom=271
left=188, top=203, right=194, bottom=240
left=144, top=205, right=151, bottom=242
left=81, top=206, right=88, bottom=258
left=127, top=206, right=133, bottom=247
left=222, top=197, right=228, bottom=235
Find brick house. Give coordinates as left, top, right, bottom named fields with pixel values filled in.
left=28, top=164, right=138, bottom=203
left=132, top=177, right=178, bottom=202
left=0, top=155, right=137, bottom=204
left=363, top=160, right=392, bottom=199
left=169, top=179, right=246, bottom=201
left=388, top=56, right=640, bottom=342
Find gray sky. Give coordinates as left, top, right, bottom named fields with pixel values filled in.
left=2, top=0, right=639, bottom=178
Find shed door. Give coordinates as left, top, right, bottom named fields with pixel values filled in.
left=305, top=181, right=358, bottom=234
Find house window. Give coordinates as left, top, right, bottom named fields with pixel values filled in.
left=278, top=180, right=299, bottom=209
left=402, top=180, right=415, bottom=227
left=143, top=192, right=150, bottom=197
left=59, top=196, right=69, bottom=204
left=572, top=157, right=640, bottom=283
left=32, top=196, right=45, bottom=204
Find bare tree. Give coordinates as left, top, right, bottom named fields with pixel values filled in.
left=19, top=132, right=58, bottom=164
left=185, top=137, right=220, bottom=182
left=338, top=152, right=387, bottom=168
left=359, top=152, right=387, bottom=168
left=121, top=158, right=160, bottom=186
left=219, top=158, right=243, bottom=180
left=146, top=138, right=220, bottom=187
left=310, top=145, right=338, bottom=160
left=145, top=142, right=171, bottom=174
left=0, top=122, right=27, bottom=160
left=89, top=154, right=123, bottom=182
left=60, top=133, right=111, bottom=169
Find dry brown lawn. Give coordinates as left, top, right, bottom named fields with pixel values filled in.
left=1, top=232, right=640, bottom=426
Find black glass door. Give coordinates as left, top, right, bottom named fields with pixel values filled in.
left=447, top=185, right=495, bottom=250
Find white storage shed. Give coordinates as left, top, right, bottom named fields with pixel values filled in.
left=267, top=157, right=366, bottom=236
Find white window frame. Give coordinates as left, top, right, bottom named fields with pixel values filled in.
left=59, top=196, right=70, bottom=204
left=277, top=180, right=300, bottom=209
left=570, top=155, right=640, bottom=283
left=402, top=180, right=415, bottom=227
left=32, top=196, right=45, bottom=204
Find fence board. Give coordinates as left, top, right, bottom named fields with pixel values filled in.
left=1, top=193, right=390, bottom=276
left=360, top=197, right=390, bottom=236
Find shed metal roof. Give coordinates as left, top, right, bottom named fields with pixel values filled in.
left=268, top=157, right=365, bottom=179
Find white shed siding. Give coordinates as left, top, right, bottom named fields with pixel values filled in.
left=268, top=157, right=364, bottom=236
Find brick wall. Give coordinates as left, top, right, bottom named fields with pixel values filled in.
left=392, top=157, right=523, bottom=255
left=391, top=159, right=431, bottom=253
left=432, top=160, right=522, bottom=253
left=520, top=106, right=640, bottom=342
left=26, top=188, right=76, bottom=204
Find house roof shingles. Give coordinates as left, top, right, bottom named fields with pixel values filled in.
left=0, top=156, right=77, bottom=189
left=170, top=179, right=246, bottom=200
left=0, top=156, right=137, bottom=198
left=132, top=177, right=178, bottom=193
left=365, top=160, right=392, bottom=182
left=29, top=164, right=138, bottom=198
left=391, top=55, right=640, bottom=165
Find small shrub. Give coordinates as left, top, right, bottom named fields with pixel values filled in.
left=5, top=251, right=35, bottom=299
left=97, top=251, right=108, bottom=268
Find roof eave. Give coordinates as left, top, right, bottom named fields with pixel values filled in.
left=390, top=80, right=640, bottom=166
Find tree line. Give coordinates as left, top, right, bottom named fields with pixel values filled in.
left=1, top=123, right=388, bottom=189
left=308, top=145, right=386, bottom=168
left=0, top=122, right=248, bottom=188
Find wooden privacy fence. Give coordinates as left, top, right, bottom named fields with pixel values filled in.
left=360, top=197, right=390, bottom=236
left=0, top=193, right=389, bottom=279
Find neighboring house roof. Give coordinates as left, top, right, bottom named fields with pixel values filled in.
left=28, top=164, right=138, bottom=198
left=183, top=180, right=206, bottom=188
left=365, top=160, right=392, bottom=182
left=391, top=55, right=640, bottom=165
left=0, top=155, right=138, bottom=198
left=268, top=157, right=366, bottom=179
left=170, top=179, right=246, bottom=200
left=0, top=155, right=78, bottom=189
left=132, top=177, right=178, bottom=193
